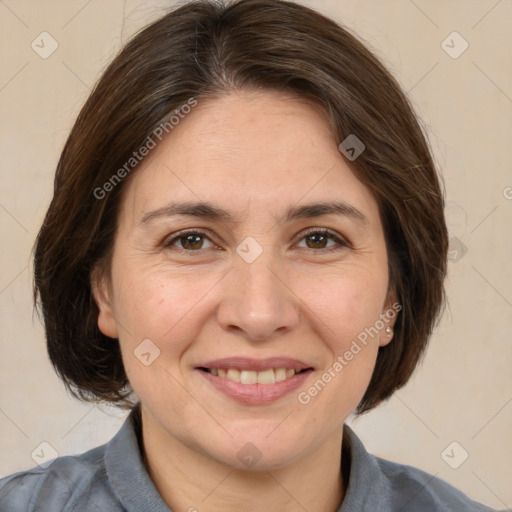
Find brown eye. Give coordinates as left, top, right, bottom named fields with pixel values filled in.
left=297, top=229, right=348, bottom=251
left=165, top=231, right=215, bottom=251
left=305, top=232, right=329, bottom=249
left=179, top=234, right=205, bottom=250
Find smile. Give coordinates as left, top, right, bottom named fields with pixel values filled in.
left=195, top=357, right=315, bottom=404
left=199, top=367, right=310, bottom=384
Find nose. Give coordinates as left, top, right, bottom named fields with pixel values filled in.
left=216, top=252, right=300, bottom=342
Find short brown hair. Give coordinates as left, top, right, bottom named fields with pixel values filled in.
left=33, top=0, right=448, bottom=414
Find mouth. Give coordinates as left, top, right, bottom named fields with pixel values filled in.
left=197, top=367, right=313, bottom=384
left=195, top=357, right=315, bottom=404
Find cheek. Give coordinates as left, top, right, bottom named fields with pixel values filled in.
left=112, top=270, right=209, bottom=408
left=112, top=263, right=221, bottom=355
left=295, top=274, right=386, bottom=422
left=306, top=269, right=388, bottom=346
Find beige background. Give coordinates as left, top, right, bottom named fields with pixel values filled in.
left=1, top=0, right=511, bottom=509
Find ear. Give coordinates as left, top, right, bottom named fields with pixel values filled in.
left=379, top=288, right=400, bottom=347
left=90, top=264, right=119, bottom=339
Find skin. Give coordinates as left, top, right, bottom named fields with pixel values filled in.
left=92, top=89, right=397, bottom=512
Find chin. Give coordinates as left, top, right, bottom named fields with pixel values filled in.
left=208, top=425, right=312, bottom=471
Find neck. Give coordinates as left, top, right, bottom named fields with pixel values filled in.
left=139, top=408, right=346, bottom=512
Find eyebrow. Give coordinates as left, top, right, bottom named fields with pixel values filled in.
left=137, top=200, right=368, bottom=227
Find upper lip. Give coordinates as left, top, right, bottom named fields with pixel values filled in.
left=197, top=357, right=314, bottom=371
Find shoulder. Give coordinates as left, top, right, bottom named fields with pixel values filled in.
left=341, top=424, right=508, bottom=512
left=376, top=456, right=504, bottom=511
left=0, top=444, right=121, bottom=512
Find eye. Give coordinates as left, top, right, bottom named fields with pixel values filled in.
left=163, top=228, right=349, bottom=254
left=296, top=228, right=349, bottom=251
left=164, top=230, right=217, bottom=251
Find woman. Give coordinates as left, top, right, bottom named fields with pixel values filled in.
left=0, top=0, right=507, bottom=510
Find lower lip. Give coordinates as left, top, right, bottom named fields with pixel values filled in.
left=197, top=369, right=313, bottom=405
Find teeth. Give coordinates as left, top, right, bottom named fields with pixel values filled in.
left=226, top=368, right=240, bottom=382
left=275, top=368, right=287, bottom=382
left=240, top=370, right=257, bottom=384
left=207, top=367, right=305, bottom=384
left=257, top=369, right=275, bottom=384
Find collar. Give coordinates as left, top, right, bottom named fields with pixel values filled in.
left=105, top=406, right=170, bottom=511
left=338, top=422, right=391, bottom=511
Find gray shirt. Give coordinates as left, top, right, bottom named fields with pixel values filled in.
left=0, top=407, right=507, bottom=511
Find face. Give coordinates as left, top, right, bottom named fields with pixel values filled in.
left=93, top=89, right=396, bottom=471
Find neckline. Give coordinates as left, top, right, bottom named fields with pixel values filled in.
left=107, top=405, right=384, bottom=512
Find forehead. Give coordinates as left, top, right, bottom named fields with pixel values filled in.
left=120, top=90, right=379, bottom=226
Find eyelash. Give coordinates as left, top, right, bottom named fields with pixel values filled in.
left=163, top=228, right=350, bottom=254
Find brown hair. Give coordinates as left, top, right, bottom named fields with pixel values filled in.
left=33, top=0, right=448, bottom=414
